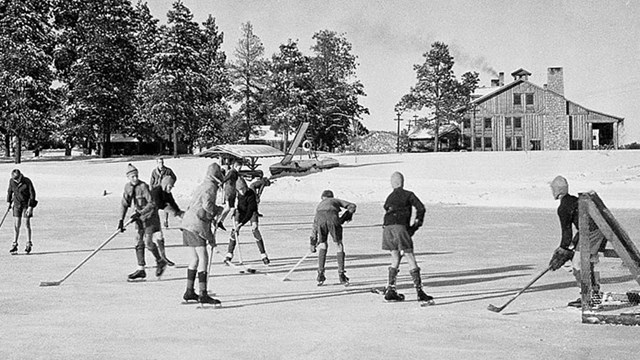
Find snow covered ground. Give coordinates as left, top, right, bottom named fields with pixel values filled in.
left=1, top=150, right=640, bottom=359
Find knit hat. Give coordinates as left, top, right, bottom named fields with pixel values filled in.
left=236, top=177, right=248, bottom=191
left=390, top=172, right=404, bottom=189
left=321, top=190, right=334, bottom=198
left=206, top=163, right=222, bottom=183
left=161, top=176, right=176, bottom=189
left=550, top=175, right=569, bottom=199
left=126, top=163, right=138, bottom=177
left=11, top=169, right=21, bottom=180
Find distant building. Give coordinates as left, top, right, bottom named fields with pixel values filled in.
left=246, top=125, right=295, bottom=152
left=457, top=67, right=624, bottom=151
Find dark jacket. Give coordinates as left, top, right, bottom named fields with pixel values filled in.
left=7, top=176, right=37, bottom=207
left=150, top=186, right=181, bottom=215
left=120, top=181, right=157, bottom=221
left=383, top=188, right=425, bottom=227
left=557, top=193, right=599, bottom=250
left=236, top=189, right=258, bottom=226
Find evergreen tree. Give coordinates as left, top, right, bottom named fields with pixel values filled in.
left=0, top=0, right=56, bottom=163
left=397, top=41, right=478, bottom=152
left=309, top=30, right=368, bottom=151
left=52, top=0, right=141, bottom=158
left=265, top=39, right=314, bottom=151
left=229, top=22, right=268, bottom=141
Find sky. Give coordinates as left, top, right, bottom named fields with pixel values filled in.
left=146, top=0, right=640, bottom=143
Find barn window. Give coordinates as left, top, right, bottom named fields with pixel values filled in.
left=515, top=136, right=523, bottom=150
left=530, top=139, right=541, bottom=150
left=474, top=136, right=482, bottom=149
left=484, top=137, right=492, bottom=150
left=505, top=137, right=512, bottom=150
left=526, top=93, right=534, bottom=105
left=463, top=118, right=471, bottom=127
left=484, top=118, right=492, bottom=130
left=513, top=93, right=522, bottom=105
left=513, top=117, right=522, bottom=129
left=505, top=117, right=512, bottom=127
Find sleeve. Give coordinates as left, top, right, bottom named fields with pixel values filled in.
left=337, top=199, right=356, bottom=214
left=120, top=186, right=132, bottom=220
left=149, top=169, right=159, bottom=188
left=168, top=168, right=177, bottom=182
left=558, top=207, right=574, bottom=249
left=410, top=192, right=425, bottom=224
left=7, top=180, right=13, bottom=203
left=201, top=191, right=217, bottom=218
left=27, top=178, right=36, bottom=207
left=310, top=216, right=318, bottom=246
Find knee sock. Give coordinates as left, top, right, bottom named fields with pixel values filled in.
left=256, top=240, right=266, bottom=254
left=337, top=251, right=346, bottom=274
left=198, top=271, right=208, bottom=294
left=227, top=231, right=237, bottom=255
left=388, top=267, right=399, bottom=288
left=186, top=269, right=196, bottom=290
left=135, top=243, right=146, bottom=266
left=157, top=239, right=168, bottom=259
left=318, top=248, right=327, bottom=274
left=410, top=267, right=423, bottom=290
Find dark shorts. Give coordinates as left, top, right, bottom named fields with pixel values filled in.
left=382, top=225, right=414, bottom=252
left=224, top=187, right=236, bottom=207
left=13, top=202, right=32, bottom=218
left=134, top=216, right=161, bottom=236
left=316, top=211, right=343, bottom=244
left=182, top=229, right=208, bottom=247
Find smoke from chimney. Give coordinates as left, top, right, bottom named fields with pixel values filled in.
left=449, top=44, right=499, bottom=77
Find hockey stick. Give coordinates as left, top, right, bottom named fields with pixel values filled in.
left=0, top=207, right=10, bottom=228
left=39, top=219, right=134, bottom=287
left=281, top=251, right=314, bottom=282
left=487, top=266, right=552, bottom=313
left=234, top=224, right=245, bottom=265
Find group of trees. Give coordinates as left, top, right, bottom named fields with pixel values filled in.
left=0, top=0, right=369, bottom=162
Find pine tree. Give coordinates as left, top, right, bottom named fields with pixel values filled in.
left=0, top=0, right=56, bottom=163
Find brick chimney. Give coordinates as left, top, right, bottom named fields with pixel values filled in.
left=498, top=72, right=504, bottom=86
left=547, top=67, right=564, bottom=96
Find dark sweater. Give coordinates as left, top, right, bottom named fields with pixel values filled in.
left=7, top=176, right=36, bottom=207
left=383, top=188, right=425, bottom=227
left=150, top=186, right=181, bottom=214
left=236, top=189, right=258, bottom=226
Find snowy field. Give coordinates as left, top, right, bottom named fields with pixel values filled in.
left=1, top=150, right=640, bottom=359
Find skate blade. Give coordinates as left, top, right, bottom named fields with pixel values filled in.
left=197, top=303, right=222, bottom=309
left=420, top=300, right=436, bottom=307
left=181, top=300, right=200, bottom=305
left=126, top=279, right=147, bottom=283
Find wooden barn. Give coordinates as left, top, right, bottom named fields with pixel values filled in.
left=458, top=67, right=624, bottom=151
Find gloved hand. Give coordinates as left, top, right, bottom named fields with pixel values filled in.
left=408, top=219, right=421, bottom=236
left=25, top=207, right=33, bottom=217
left=549, top=247, right=575, bottom=271
left=310, top=243, right=317, bottom=253
left=339, top=211, right=353, bottom=224
left=7, top=202, right=12, bottom=210
left=130, top=211, right=141, bottom=221
left=117, top=219, right=126, bottom=233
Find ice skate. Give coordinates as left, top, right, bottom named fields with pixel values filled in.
left=199, top=292, right=221, bottom=306
left=417, top=288, right=435, bottom=305
left=216, top=222, right=227, bottom=231
left=127, top=269, right=146, bottom=281
left=339, top=272, right=350, bottom=286
left=317, top=271, right=326, bottom=286
left=223, top=253, right=233, bottom=265
left=164, top=257, right=175, bottom=267
left=567, top=298, right=581, bottom=307
left=183, top=288, right=199, bottom=303
left=24, top=242, right=32, bottom=255
left=9, top=243, right=18, bottom=255
left=155, top=259, right=168, bottom=277
left=384, top=287, right=405, bottom=302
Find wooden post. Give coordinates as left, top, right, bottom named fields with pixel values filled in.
left=578, top=193, right=592, bottom=312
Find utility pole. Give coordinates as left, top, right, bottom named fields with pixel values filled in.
left=396, top=112, right=403, bottom=152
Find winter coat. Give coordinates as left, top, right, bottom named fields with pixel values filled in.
left=236, top=189, right=258, bottom=226
left=7, top=176, right=37, bottom=207
left=181, top=179, right=219, bottom=243
left=149, top=166, right=177, bottom=189
left=383, top=188, right=425, bottom=227
left=120, top=181, right=158, bottom=222
left=150, top=186, right=181, bottom=215
left=557, top=193, right=600, bottom=250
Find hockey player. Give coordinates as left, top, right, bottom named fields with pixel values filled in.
left=180, top=163, right=224, bottom=305
left=149, top=176, right=184, bottom=266
left=217, top=159, right=242, bottom=231
left=224, top=177, right=270, bottom=265
left=6, top=169, right=37, bottom=254
left=309, top=190, right=356, bottom=286
left=118, top=164, right=168, bottom=281
left=149, top=157, right=177, bottom=229
left=381, top=172, right=434, bottom=304
left=249, top=176, right=271, bottom=217
left=548, top=175, right=605, bottom=307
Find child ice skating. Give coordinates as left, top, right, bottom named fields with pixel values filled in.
left=217, top=159, right=241, bottom=231
left=150, top=176, right=184, bottom=266
left=309, top=190, right=356, bottom=286
left=6, top=169, right=37, bottom=255
left=381, top=171, right=434, bottom=304
left=180, top=163, right=224, bottom=305
left=224, top=177, right=270, bottom=265
left=118, top=164, right=168, bottom=281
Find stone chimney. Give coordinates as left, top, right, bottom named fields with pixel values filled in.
left=491, top=79, right=499, bottom=87
left=498, top=72, right=504, bottom=86
left=547, top=67, right=564, bottom=96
